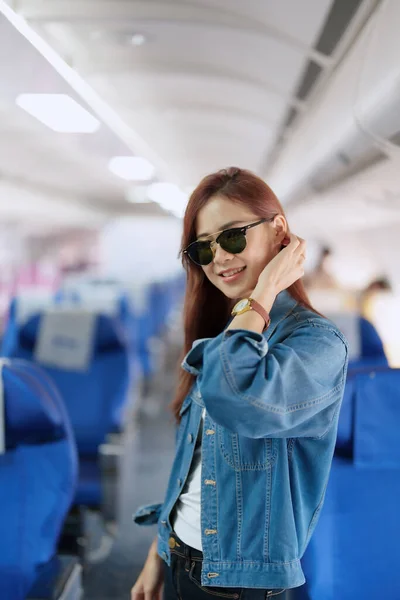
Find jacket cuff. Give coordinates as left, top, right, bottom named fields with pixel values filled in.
left=223, top=329, right=269, bottom=357
left=181, top=329, right=269, bottom=376
left=132, top=502, right=162, bottom=526
left=181, top=337, right=213, bottom=375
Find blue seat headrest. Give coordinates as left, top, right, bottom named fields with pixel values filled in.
left=359, top=317, right=387, bottom=359
left=19, top=313, right=125, bottom=353
left=2, top=360, right=65, bottom=449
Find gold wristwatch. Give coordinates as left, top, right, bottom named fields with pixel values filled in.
left=231, top=298, right=271, bottom=331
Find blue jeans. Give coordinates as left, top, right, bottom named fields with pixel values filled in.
left=163, top=532, right=287, bottom=600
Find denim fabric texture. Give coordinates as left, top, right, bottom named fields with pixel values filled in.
left=133, top=291, right=349, bottom=590
left=163, top=531, right=287, bottom=599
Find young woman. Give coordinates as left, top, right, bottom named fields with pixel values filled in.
left=131, top=168, right=348, bottom=600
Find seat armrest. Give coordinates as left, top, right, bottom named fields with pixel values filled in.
left=99, top=442, right=124, bottom=524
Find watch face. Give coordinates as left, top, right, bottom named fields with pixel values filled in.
left=234, top=299, right=250, bottom=312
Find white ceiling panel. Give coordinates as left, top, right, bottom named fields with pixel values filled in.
left=12, top=0, right=337, bottom=189
left=95, top=71, right=288, bottom=124
left=286, top=155, right=400, bottom=239
left=20, top=0, right=334, bottom=49
left=4, top=0, right=369, bottom=233
left=0, top=105, right=129, bottom=202
left=65, top=21, right=307, bottom=94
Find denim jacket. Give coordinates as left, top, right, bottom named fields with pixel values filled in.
left=133, top=291, right=348, bottom=590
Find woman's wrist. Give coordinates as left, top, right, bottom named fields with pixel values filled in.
left=226, top=308, right=265, bottom=333
left=251, top=287, right=277, bottom=316
left=148, top=537, right=160, bottom=559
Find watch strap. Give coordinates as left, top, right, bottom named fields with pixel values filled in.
left=249, top=298, right=271, bottom=331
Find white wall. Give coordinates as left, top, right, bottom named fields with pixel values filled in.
left=99, top=215, right=184, bottom=284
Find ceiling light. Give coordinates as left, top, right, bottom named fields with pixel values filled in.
left=125, top=185, right=153, bottom=204
left=0, top=2, right=169, bottom=179
left=16, top=93, right=100, bottom=133
left=147, top=182, right=188, bottom=218
left=108, top=156, right=155, bottom=181
left=129, top=33, right=147, bottom=46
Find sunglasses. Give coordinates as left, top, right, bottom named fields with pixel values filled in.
left=183, top=217, right=274, bottom=266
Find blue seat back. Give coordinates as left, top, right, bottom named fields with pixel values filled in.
left=3, top=310, right=130, bottom=456
left=295, top=367, right=400, bottom=600
left=352, top=367, right=400, bottom=468
left=2, top=293, right=55, bottom=357
left=0, top=359, right=77, bottom=600
left=332, top=315, right=388, bottom=453
left=359, top=316, right=387, bottom=360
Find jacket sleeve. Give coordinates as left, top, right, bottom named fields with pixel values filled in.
left=132, top=502, right=162, bottom=526
left=182, top=324, right=348, bottom=439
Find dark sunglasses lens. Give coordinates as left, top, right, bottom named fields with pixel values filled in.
left=219, top=230, right=246, bottom=254
left=188, top=241, right=213, bottom=265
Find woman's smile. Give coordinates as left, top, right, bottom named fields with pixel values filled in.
left=218, top=266, right=246, bottom=283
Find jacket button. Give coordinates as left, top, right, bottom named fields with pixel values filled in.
left=177, top=478, right=182, bottom=487
left=187, top=434, right=193, bottom=443
left=162, top=552, right=168, bottom=560
left=168, top=537, right=176, bottom=549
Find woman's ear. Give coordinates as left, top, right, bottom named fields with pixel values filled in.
left=272, top=215, right=288, bottom=245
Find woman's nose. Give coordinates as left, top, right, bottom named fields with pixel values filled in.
left=211, top=241, right=234, bottom=263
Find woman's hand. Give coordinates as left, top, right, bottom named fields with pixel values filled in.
left=131, top=540, right=164, bottom=600
left=252, top=233, right=306, bottom=307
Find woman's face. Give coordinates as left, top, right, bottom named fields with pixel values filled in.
left=195, top=195, right=286, bottom=300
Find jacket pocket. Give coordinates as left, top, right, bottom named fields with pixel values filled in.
left=133, top=502, right=162, bottom=526
left=218, top=428, right=277, bottom=471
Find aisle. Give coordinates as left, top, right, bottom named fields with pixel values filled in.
left=83, top=392, right=176, bottom=599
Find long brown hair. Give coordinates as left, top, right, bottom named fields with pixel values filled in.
left=170, top=167, right=321, bottom=422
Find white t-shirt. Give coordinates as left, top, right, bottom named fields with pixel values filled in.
left=172, top=409, right=206, bottom=551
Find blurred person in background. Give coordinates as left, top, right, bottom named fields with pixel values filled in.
left=359, top=276, right=392, bottom=324
left=131, top=168, right=348, bottom=600
left=304, top=246, right=357, bottom=314
left=303, top=246, right=337, bottom=290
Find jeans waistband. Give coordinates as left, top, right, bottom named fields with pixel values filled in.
left=168, top=531, right=287, bottom=597
left=168, top=530, right=203, bottom=562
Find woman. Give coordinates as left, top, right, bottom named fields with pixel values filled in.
left=131, top=168, right=348, bottom=600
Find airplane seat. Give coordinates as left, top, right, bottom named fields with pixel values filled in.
left=0, top=358, right=81, bottom=600
left=55, top=287, right=132, bottom=337
left=357, top=315, right=388, bottom=364
left=2, top=292, right=55, bottom=357
left=327, top=312, right=387, bottom=366
left=326, top=312, right=388, bottom=455
left=2, top=309, right=130, bottom=512
left=293, top=367, right=400, bottom=600
left=148, top=281, right=168, bottom=338
left=136, top=309, right=155, bottom=380
left=127, top=277, right=185, bottom=384
left=56, top=286, right=138, bottom=384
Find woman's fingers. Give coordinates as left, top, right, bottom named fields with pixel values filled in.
left=285, top=233, right=306, bottom=255
left=293, top=235, right=306, bottom=258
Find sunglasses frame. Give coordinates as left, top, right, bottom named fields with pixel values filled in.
left=183, top=217, right=274, bottom=266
